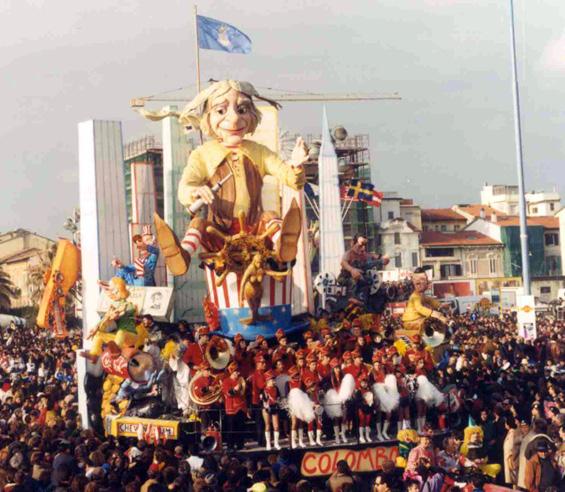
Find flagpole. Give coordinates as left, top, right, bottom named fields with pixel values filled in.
left=193, top=4, right=201, bottom=93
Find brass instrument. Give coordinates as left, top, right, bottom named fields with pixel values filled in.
left=236, top=376, right=247, bottom=397
left=422, top=318, right=447, bottom=348
left=205, top=338, right=231, bottom=370
left=187, top=371, right=223, bottom=407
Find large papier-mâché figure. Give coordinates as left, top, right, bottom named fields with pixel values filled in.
left=80, top=277, right=147, bottom=362
left=400, top=268, right=448, bottom=340
left=154, top=80, right=307, bottom=277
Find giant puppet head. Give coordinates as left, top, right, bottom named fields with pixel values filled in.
left=108, top=277, right=129, bottom=302
left=412, top=268, right=430, bottom=295
left=179, top=80, right=281, bottom=147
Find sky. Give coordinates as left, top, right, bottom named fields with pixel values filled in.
left=2, top=0, right=565, bottom=239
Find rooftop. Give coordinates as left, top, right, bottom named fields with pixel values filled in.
left=421, top=208, right=467, bottom=222
left=494, top=215, right=559, bottom=229
left=0, top=247, right=43, bottom=264
left=421, top=231, right=502, bottom=247
left=454, top=204, right=506, bottom=219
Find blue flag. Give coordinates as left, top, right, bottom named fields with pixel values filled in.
left=197, top=15, right=252, bottom=54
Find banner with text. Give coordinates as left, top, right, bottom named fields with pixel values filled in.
left=301, top=445, right=398, bottom=477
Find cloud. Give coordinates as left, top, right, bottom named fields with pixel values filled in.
left=541, top=34, right=565, bottom=73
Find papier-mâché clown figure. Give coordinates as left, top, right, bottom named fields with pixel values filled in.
left=154, top=80, right=307, bottom=277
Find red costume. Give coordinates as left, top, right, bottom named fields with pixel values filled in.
left=222, top=376, right=247, bottom=415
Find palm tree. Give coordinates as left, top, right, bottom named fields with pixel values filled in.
left=27, top=244, right=57, bottom=307
left=0, top=265, right=18, bottom=312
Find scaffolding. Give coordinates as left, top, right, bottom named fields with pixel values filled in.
left=299, top=133, right=377, bottom=274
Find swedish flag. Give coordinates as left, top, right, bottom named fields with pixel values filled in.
left=197, top=15, right=252, bottom=54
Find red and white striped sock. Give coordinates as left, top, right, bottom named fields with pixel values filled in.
left=266, top=218, right=282, bottom=245
left=181, top=228, right=201, bottom=256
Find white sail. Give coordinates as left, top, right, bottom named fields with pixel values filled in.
left=318, top=107, right=345, bottom=277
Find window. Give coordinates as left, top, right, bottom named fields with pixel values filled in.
left=425, top=248, right=455, bottom=257
left=387, top=211, right=394, bottom=220
left=412, top=252, right=419, bottom=267
left=394, top=232, right=401, bottom=245
left=375, top=235, right=382, bottom=247
left=395, top=254, right=402, bottom=268
left=489, top=256, right=497, bottom=275
left=440, top=264, right=462, bottom=279
left=454, top=225, right=460, bottom=231
left=545, top=233, right=559, bottom=246
left=469, top=257, right=478, bottom=275
left=540, top=286, right=551, bottom=294
left=440, top=225, right=447, bottom=232
left=532, top=207, right=538, bottom=214
left=550, top=203, right=555, bottom=211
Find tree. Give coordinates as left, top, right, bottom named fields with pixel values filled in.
left=26, top=244, right=57, bottom=307
left=0, top=265, right=18, bottom=312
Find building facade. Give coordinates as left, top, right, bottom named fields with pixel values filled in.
left=377, top=218, right=420, bottom=271
left=0, top=229, right=55, bottom=309
left=480, top=183, right=561, bottom=217
left=421, top=208, right=467, bottom=233
left=420, top=231, right=504, bottom=280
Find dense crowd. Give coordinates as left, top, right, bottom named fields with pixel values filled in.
left=0, top=309, right=563, bottom=491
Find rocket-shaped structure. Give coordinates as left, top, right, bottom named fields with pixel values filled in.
left=318, top=107, right=345, bottom=276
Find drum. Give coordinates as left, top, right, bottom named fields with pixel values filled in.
left=127, top=352, right=155, bottom=383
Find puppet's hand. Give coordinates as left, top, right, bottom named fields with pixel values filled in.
left=289, top=165, right=306, bottom=190
left=290, top=137, right=308, bottom=166
left=192, top=185, right=215, bottom=205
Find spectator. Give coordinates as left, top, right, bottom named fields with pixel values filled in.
left=524, top=440, right=560, bottom=492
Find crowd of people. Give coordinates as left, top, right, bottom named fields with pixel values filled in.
left=0, top=306, right=563, bottom=491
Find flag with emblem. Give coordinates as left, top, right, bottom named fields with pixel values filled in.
left=197, top=15, right=252, bottom=54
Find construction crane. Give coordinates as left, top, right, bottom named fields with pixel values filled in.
left=129, top=81, right=401, bottom=110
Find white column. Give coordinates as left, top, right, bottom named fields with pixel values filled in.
left=78, top=120, right=131, bottom=426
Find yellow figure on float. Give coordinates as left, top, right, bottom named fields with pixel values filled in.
left=400, top=268, right=448, bottom=340
left=153, top=80, right=308, bottom=276
left=80, top=277, right=147, bottom=362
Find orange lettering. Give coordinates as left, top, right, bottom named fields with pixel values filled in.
left=344, top=451, right=357, bottom=471
left=331, top=450, right=340, bottom=472
left=357, top=448, right=375, bottom=471
left=374, top=446, right=387, bottom=469
left=301, top=453, right=318, bottom=476
left=387, top=446, right=399, bottom=462
left=319, top=453, right=332, bottom=475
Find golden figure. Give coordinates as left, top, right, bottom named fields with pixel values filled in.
left=200, top=211, right=290, bottom=326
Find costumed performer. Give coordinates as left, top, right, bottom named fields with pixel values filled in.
left=370, top=353, right=399, bottom=441
left=460, top=422, right=501, bottom=479
left=221, top=362, right=247, bottom=451
left=323, top=359, right=356, bottom=444
left=261, top=370, right=282, bottom=451
left=153, top=80, right=308, bottom=276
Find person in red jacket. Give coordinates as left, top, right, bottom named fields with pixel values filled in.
left=181, top=328, right=207, bottom=368
left=221, top=362, right=247, bottom=450
left=302, top=353, right=319, bottom=388
left=304, top=373, right=324, bottom=446
left=232, top=333, right=252, bottom=378
left=317, top=348, right=332, bottom=384
left=287, top=365, right=307, bottom=448
left=261, top=370, right=281, bottom=451
left=249, top=354, right=267, bottom=446
left=271, top=329, right=295, bottom=371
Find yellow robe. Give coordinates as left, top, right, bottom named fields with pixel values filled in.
left=402, top=292, right=441, bottom=332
